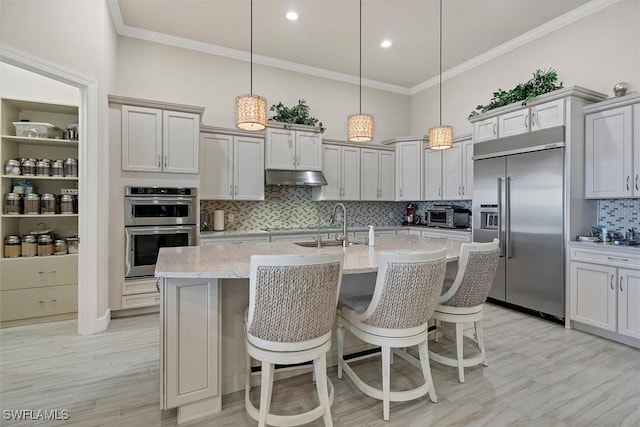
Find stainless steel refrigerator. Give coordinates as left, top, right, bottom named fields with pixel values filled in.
left=473, top=126, right=565, bottom=319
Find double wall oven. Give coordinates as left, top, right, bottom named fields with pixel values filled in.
left=124, top=186, right=197, bottom=278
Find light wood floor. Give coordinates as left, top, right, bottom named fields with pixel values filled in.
left=1, top=304, right=638, bottom=426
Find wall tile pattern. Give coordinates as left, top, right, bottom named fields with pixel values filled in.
left=597, top=199, right=640, bottom=233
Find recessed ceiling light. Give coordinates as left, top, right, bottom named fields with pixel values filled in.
left=380, top=40, right=392, bottom=48
left=286, top=11, right=299, bottom=21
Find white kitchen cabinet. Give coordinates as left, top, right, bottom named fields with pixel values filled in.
left=265, top=127, right=322, bottom=171
left=312, top=144, right=360, bottom=200
left=423, top=149, right=442, bottom=201
left=200, top=132, right=264, bottom=200
left=424, top=135, right=473, bottom=201
left=569, top=245, right=640, bottom=347
left=584, top=104, right=635, bottom=198
left=473, top=116, right=498, bottom=142
left=442, top=142, right=463, bottom=200
left=122, top=105, right=200, bottom=173
left=161, top=278, right=221, bottom=417
left=395, top=140, right=423, bottom=201
left=360, top=148, right=394, bottom=201
left=499, top=99, right=564, bottom=138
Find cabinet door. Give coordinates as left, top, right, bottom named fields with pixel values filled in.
left=265, top=128, right=295, bottom=170
left=585, top=106, right=633, bottom=198
left=360, top=148, right=379, bottom=200
left=163, top=278, right=220, bottom=409
left=473, top=117, right=498, bottom=142
left=122, top=105, right=162, bottom=172
left=378, top=151, right=395, bottom=201
left=234, top=136, right=264, bottom=200
left=499, top=109, right=529, bottom=137
left=442, top=142, right=463, bottom=200
left=341, top=146, right=360, bottom=200
left=530, top=99, right=564, bottom=130
left=319, top=144, right=341, bottom=200
left=396, top=141, right=422, bottom=200
left=462, top=138, right=474, bottom=198
left=200, top=134, right=233, bottom=199
left=424, top=149, right=442, bottom=201
left=618, top=268, right=640, bottom=339
left=163, top=110, right=200, bottom=173
left=296, top=131, right=322, bottom=171
left=569, top=261, right=616, bottom=331
left=634, top=105, right=640, bottom=196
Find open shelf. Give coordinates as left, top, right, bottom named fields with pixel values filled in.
left=2, top=175, right=78, bottom=181
left=2, top=214, right=78, bottom=218
left=1, top=135, right=79, bottom=147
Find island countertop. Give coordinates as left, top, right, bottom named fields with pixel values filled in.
left=155, top=235, right=463, bottom=279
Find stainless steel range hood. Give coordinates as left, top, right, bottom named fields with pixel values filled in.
left=265, top=169, right=328, bottom=186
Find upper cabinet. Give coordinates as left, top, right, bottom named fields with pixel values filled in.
left=498, top=99, right=564, bottom=138
left=312, top=143, right=360, bottom=201
left=265, top=125, right=322, bottom=171
left=473, top=117, right=498, bottom=143
left=424, top=135, right=473, bottom=201
left=200, top=129, right=264, bottom=200
left=584, top=94, right=640, bottom=198
left=394, top=139, right=424, bottom=201
left=360, top=148, right=395, bottom=201
left=113, top=96, right=204, bottom=174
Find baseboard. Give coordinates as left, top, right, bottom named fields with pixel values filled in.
left=96, top=308, right=111, bottom=331
left=111, top=306, right=159, bottom=318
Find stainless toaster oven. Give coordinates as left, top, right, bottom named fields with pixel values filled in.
left=426, top=205, right=471, bottom=229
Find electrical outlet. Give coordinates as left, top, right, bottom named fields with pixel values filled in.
left=388, top=211, right=394, bottom=219
left=227, top=213, right=235, bottom=223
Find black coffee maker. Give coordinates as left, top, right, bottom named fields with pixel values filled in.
left=404, top=203, right=417, bottom=225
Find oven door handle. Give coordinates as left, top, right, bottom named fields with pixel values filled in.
left=125, top=225, right=196, bottom=234
left=125, top=198, right=195, bottom=205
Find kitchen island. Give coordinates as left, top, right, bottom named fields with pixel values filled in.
left=155, top=235, right=463, bottom=424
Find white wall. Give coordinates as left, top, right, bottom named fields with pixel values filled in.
left=0, top=63, right=80, bottom=105
left=115, top=37, right=410, bottom=143
left=410, top=0, right=640, bottom=136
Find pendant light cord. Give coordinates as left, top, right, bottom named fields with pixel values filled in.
left=359, top=0, right=362, bottom=114
left=438, top=0, right=442, bottom=126
left=250, top=0, right=254, bottom=96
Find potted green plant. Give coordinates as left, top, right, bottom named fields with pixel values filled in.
left=469, top=68, right=563, bottom=118
left=269, top=99, right=324, bottom=132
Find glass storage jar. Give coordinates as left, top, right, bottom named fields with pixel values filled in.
left=21, top=159, right=36, bottom=176
left=66, top=236, right=79, bottom=254
left=54, top=239, right=68, bottom=255
left=40, top=193, right=56, bottom=214
left=60, top=194, right=75, bottom=214
left=5, top=159, right=21, bottom=176
left=36, top=159, right=51, bottom=176
left=64, top=158, right=78, bottom=177
left=51, top=159, right=65, bottom=177
left=21, top=234, right=37, bottom=257
left=4, top=235, right=21, bottom=258
left=4, top=193, right=22, bottom=215
left=37, top=234, right=54, bottom=256
left=24, top=193, right=40, bottom=215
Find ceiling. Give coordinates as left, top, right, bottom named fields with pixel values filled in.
left=111, top=0, right=602, bottom=93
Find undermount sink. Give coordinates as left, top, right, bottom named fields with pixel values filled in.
left=294, top=240, right=345, bottom=248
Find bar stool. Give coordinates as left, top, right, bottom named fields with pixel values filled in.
left=244, top=253, right=344, bottom=427
left=336, top=249, right=447, bottom=421
left=429, top=239, right=500, bottom=383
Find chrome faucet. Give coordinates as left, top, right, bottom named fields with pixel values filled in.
left=329, top=203, right=349, bottom=247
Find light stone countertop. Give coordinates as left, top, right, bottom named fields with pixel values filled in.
left=568, top=241, right=640, bottom=255
left=156, top=235, right=463, bottom=279
left=199, top=226, right=471, bottom=238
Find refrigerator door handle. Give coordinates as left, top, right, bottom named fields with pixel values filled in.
left=506, top=176, right=512, bottom=259
left=497, top=177, right=504, bottom=257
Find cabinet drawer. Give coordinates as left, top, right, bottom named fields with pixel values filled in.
left=123, top=278, right=158, bottom=295
left=570, top=247, right=640, bottom=267
left=0, top=284, right=77, bottom=321
left=0, top=255, right=78, bottom=291
left=122, top=292, right=160, bottom=309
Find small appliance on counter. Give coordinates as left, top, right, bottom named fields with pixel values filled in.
left=403, top=203, right=417, bottom=225
left=426, top=205, right=471, bottom=228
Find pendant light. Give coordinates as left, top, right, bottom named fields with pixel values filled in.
left=428, top=0, right=453, bottom=150
left=347, top=0, right=373, bottom=142
left=235, top=0, right=267, bottom=131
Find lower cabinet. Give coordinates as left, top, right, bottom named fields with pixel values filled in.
left=161, top=278, right=221, bottom=416
left=569, top=246, right=640, bottom=346
left=408, top=228, right=472, bottom=242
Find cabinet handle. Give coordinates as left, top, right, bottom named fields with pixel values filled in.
left=610, top=274, right=614, bottom=290
left=155, top=279, right=160, bottom=293
left=531, top=112, right=536, bottom=127
left=157, top=155, right=161, bottom=167
left=400, top=188, right=403, bottom=197
left=230, top=185, right=234, bottom=196
left=38, top=270, right=56, bottom=274
left=626, top=176, right=630, bottom=191
left=619, top=276, right=623, bottom=292
left=39, top=299, right=57, bottom=304
left=164, top=155, right=168, bottom=168
left=438, top=187, right=441, bottom=197
left=235, top=185, right=238, bottom=196
left=461, top=185, right=465, bottom=195
left=636, top=174, right=639, bottom=191
left=524, top=115, right=529, bottom=128
left=492, top=122, right=497, bottom=135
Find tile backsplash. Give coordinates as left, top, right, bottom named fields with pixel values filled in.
left=200, top=186, right=471, bottom=231
left=597, top=199, right=640, bottom=233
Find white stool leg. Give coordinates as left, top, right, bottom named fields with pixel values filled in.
left=258, top=362, right=274, bottom=427
left=314, top=355, right=333, bottom=427
left=455, top=323, right=464, bottom=383
left=475, top=319, right=488, bottom=367
left=245, top=346, right=252, bottom=404
left=418, top=339, right=437, bottom=403
left=381, top=346, right=391, bottom=421
left=336, top=322, right=344, bottom=379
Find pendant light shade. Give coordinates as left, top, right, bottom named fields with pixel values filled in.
left=428, top=0, right=452, bottom=150
left=235, top=0, right=266, bottom=131
left=348, top=113, right=374, bottom=142
left=348, top=0, right=373, bottom=142
left=236, top=94, right=267, bottom=131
